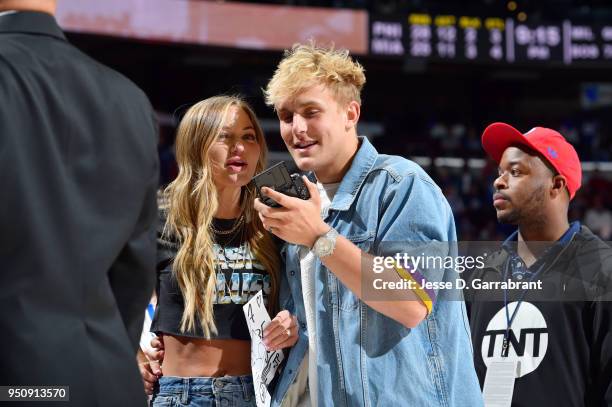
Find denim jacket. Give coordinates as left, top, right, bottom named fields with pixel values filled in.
left=272, top=137, right=482, bottom=407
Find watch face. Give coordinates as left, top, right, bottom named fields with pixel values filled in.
left=314, top=229, right=337, bottom=257
left=321, top=240, right=332, bottom=251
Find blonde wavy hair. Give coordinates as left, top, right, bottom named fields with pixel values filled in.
left=264, top=42, right=366, bottom=108
left=163, top=95, right=280, bottom=338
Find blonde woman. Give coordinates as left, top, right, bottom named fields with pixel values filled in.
left=143, top=96, right=298, bottom=406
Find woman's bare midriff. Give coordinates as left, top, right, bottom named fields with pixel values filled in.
left=161, top=335, right=252, bottom=377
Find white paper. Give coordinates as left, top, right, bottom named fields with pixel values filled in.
left=139, top=302, right=156, bottom=352
left=243, top=290, right=285, bottom=407
left=483, top=360, right=518, bottom=407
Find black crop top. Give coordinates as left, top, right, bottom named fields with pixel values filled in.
left=150, top=214, right=271, bottom=340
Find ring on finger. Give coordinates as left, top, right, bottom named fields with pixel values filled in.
left=285, top=328, right=291, bottom=337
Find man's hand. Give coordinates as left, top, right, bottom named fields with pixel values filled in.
left=263, top=310, right=299, bottom=351
left=254, top=176, right=329, bottom=247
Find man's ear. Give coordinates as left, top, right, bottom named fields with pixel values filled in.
left=551, top=174, right=568, bottom=199
left=345, top=101, right=360, bottom=131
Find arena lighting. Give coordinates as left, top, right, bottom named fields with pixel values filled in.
left=56, top=0, right=368, bottom=54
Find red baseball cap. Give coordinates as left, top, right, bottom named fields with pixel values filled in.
left=481, top=122, right=582, bottom=199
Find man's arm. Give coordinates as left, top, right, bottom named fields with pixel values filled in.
left=317, top=235, right=428, bottom=328
left=109, top=112, right=159, bottom=350
left=254, top=175, right=454, bottom=329
left=591, top=298, right=612, bottom=404
left=591, top=250, right=612, bottom=404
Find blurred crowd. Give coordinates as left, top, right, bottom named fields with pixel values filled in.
left=158, top=126, right=612, bottom=242
left=375, top=119, right=612, bottom=162
left=431, top=163, right=612, bottom=241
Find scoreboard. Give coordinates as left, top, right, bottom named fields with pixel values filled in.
left=370, top=13, right=612, bottom=66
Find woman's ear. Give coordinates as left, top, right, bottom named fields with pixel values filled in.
left=345, top=101, right=360, bottom=131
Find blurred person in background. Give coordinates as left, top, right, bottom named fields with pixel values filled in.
left=584, top=194, right=612, bottom=240
left=0, top=0, right=159, bottom=405
left=467, top=123, right=612, bottom=406
left=139, top=96, right=298, bottom=407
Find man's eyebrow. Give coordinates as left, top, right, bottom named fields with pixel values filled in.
left=498, top=160, right=526, bottom=171
left=297, top=100, right=323, bottom=108
left=278, top=101, right=322, bottom=112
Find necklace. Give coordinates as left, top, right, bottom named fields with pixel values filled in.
left=210, top=214, right=245, bottom=235
left=214, top=223, right=248, bottom=302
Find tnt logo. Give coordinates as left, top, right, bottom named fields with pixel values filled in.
left=547, top=146, right=559, bottom=159
left=481, top=301, right=548, bottom=378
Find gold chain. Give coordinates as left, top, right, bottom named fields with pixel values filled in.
left=209, top=214, right=245, bottom=235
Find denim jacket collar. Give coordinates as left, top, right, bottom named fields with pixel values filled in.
left=329, top=136, right=377, bottom=212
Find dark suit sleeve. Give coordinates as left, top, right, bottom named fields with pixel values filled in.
left=0, top=57, right=12, bottom=163
left=108, top=109, right=159, bottom=351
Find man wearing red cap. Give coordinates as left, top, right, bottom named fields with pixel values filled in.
left=466, top=122, right=612, bottom=406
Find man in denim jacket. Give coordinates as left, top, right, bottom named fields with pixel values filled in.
left=254, top=43, right=482, bottom=406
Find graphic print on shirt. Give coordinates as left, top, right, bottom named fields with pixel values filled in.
left=212, top=242, right=270, bottom=305
left=481, top=301, right=548, bottom=378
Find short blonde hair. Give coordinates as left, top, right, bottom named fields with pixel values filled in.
left=264, top=42, right=366, bottom=108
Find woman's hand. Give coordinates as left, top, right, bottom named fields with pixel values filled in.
left=262, top=310, right=299, bottom=351
left=138, top=335, right=164, bottom=395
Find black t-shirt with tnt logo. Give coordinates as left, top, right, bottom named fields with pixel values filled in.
left=465, top=226, right=612, bottom=407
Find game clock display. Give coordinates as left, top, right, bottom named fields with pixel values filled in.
left=370, top=12, right=612, bottom=66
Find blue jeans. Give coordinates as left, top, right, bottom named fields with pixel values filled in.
left=151, top=375, right=255, bottom=407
